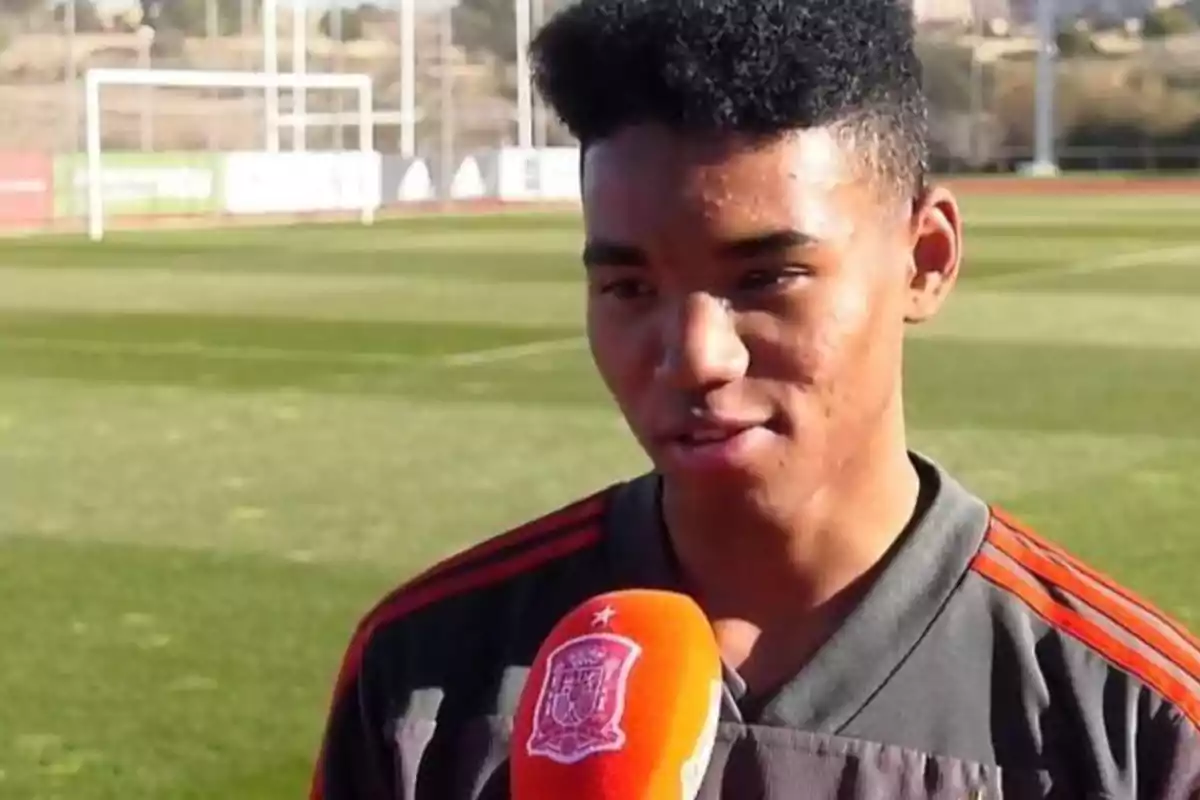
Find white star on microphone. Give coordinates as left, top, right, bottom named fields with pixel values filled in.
left=591, top=605, right=617, bottom=627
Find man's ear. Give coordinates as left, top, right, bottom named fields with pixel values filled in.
left=905, top=184, right=963, bottom=324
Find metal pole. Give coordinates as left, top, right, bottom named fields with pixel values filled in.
left=242, top=0, right=254, bottom=150
left=139, top=26, right=154, bottom=152
left=515, top=0, right=532, bottom=148
left=207, top=0, right=219, bottom=154
left=400, top=0, right=416, bottom=157
left=969, top=11, right=982, bottom=167
left=66, top=0, right=78, bottom=187
left=293, top=0, right=308, bottom=152
left=532, top=0, right=547, bottom=148
left=87, top=67, right=370, bottom=89
left=86, top=71, right=104, bottom=241
left=359, top=77, right=375, bottom=225
left=264, top=0, right=279, bottom=151
left=333, top=6, right=345, bottom=150
left=439, top=6, right=454, bottom=201
left=1032, top=0, right=1058, bottom=175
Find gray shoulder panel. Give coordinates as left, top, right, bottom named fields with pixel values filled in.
left=966, top=519, right=1200, bottom=798
left=839, top=467, right=1200, bottom=798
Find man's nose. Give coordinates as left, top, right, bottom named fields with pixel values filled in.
left=654, top=293, right=749, bottom=390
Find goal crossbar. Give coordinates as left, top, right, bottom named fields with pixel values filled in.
left=84, top=67, right=376, bottom=241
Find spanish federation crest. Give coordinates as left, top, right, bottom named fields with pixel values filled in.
left=526, top=632, right=642, bottom=764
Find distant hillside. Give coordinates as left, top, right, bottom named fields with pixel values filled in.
left=914, top=0, right=1194, bottom=25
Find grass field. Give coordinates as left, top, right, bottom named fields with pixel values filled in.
left=2, top=190, right=1200, bottom=798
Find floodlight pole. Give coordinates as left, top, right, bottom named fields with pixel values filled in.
left=532, top=0, right=547, bottom=147
left=263, top=0, right=279, bottom=151
left=293, top=0, right=307, bottom=151
left=1031, top=0, right=1058, bottom=175
left=65, top=0, right=77, bottom=160
left=400, top=0, right=415, bottom=157
left=86, top=69, right=103, bottom=242
left=515, top=0, right=532, bottom=149
left=359, top=79, right=375, bottom=225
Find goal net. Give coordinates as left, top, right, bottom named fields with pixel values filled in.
left=83, top=67, right=376, bottom=241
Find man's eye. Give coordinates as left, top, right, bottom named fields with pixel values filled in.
left=599, top=279, right=655, bottom=300
left=737, top=267, right=807, bottom=292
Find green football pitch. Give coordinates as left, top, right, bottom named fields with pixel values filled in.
left=2, top=190, right=1199, bottom=798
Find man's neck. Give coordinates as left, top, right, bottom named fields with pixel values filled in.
left=661, top=434, right=924, bottom=693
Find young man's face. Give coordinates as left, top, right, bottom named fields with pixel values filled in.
left=580, top=123, right=961, bottom=499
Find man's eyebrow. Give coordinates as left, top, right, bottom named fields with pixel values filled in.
left=718, top=229, right=819, bottom=259
left=580, top=229, right=818, bottom=268
left=581, top=240, right=647, bottom=268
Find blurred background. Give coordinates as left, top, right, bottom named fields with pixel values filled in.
left=0, top=0, right=1198, bottom=231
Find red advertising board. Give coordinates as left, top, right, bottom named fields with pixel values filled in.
left=0, top=151, right=52, bottom=228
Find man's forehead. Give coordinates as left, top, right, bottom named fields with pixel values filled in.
left=581, top=125, right=860, bottom=242
left=582, top=125, right=850, bottom=186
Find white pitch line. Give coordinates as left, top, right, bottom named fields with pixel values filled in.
left=0, top=336, right=419, bottom=366
left=0, top=334, right=589, bottom=370
left=967, top=213, right=1182, bottom=227
left=438, top=336, right=586, bottom=367
left=976, top=243, right=1200, bottom=287
left=1051, top=243, right=1200, bottom=278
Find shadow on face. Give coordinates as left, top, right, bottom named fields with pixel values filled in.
left=579, top=122, right=963, bottom=491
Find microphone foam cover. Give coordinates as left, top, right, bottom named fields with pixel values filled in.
left=511, top=589, right=722, bottom=800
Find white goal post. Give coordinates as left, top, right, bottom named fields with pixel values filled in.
left=84, top=67, right=375, bottom=241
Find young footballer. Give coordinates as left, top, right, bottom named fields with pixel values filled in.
left=311, top=0, right=1200, bottom=796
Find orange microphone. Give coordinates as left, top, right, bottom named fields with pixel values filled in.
left=511, top=589, right=723, bottom=800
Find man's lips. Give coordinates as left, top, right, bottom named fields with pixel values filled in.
left=656, top=414, right=777, bottom=446
left=655, top=418, right=777, bottom=471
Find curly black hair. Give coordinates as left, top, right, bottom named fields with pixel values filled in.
left=529, top=0, right=928, bottom=199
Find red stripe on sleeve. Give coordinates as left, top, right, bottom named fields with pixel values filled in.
left=972, top=550, right=1200, bottom=729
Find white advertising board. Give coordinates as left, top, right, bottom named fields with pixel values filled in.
left=223, top=151, right=382, bottom=215
left=449, top=147, right=581, bottom=202
left=494, top=147, right=581, bottom=201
